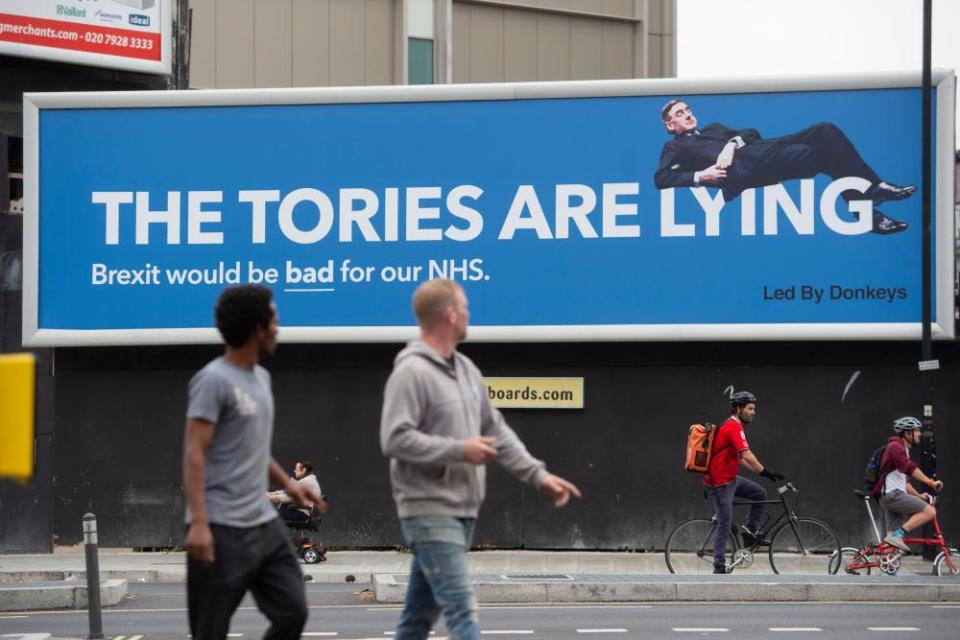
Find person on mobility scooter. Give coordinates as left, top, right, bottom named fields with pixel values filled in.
left=267, top=461, right=328, bottom=563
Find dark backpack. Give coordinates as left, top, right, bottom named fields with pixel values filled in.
left=864, top=444, right=887, bottom=496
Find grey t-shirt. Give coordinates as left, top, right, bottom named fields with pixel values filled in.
left=185, top=357, right=277, bottom=528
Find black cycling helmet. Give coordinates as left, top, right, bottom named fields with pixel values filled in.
left=892, top=416, right=922, bottom=433
left=730, top=391, right=757, bottom=407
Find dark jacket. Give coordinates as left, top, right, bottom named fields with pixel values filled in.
left=654, top=123, right=762, bottom=198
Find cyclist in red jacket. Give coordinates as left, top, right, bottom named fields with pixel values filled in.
left=704, top=391, right=785, bottom=574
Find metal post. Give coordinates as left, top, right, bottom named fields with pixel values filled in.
left=919, top=0, right=937, bottom=561
left=83, top=513, right=103, bottom=640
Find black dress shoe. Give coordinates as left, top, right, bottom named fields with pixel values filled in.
left=713, top=567, right=728, bottom=575
left=865, top=181, right=916, bottom=204
left=872, top=211, right=909, bottom=235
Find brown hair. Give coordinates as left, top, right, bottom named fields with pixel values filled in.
left=412, top=279, right=462, bottom=326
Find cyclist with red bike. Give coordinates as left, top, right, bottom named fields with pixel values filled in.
left=876, top=416, right=944, bottom=552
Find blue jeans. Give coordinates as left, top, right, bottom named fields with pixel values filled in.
left=706, top=476, right=767, bottom=570
left=395, top=516, right=478, bottom=640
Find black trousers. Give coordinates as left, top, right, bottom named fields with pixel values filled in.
left=187, top=517, right=307, bottom=640
left=278, top=504, right=309, bottom=525
left=725, top=122, right=882, bottom=202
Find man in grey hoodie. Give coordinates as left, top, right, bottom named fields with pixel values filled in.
left=381, top=278, right=581, bottom=640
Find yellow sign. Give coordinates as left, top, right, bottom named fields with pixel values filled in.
left=484, top=377, right=584, bottom=409
left=0, top=353, right=36, bottom=481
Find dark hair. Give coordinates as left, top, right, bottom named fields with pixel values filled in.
left=214, top=285, right=274, bottom=348
left=297, top=460, right=314, bottom=474
left=661, top=98, right=682, bottom=122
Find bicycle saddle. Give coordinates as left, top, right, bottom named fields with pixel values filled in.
left=853, top=490, right=873, bottom=500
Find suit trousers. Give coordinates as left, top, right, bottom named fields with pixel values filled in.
left=187, top=517, right=307, bottom=640
left=734, top=122, right=881, bottom=201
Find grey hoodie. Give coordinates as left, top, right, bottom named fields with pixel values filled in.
left=380, top=340, right=547, bottom=519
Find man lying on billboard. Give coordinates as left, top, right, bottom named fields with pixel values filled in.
left=654, top=99, right=915, bottom=235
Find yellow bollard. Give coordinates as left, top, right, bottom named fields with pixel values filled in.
left=0, top=353, right=36, bottom=481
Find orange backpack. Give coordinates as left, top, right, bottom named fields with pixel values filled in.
left=684, top=422, right=717, bottom=473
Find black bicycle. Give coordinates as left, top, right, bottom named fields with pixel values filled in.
left=664, top=482, right=840, bottom=574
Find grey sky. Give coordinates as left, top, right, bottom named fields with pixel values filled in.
left=676, top=0, right=959, bottom=149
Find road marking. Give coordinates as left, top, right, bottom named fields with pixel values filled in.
left=0, top=617, right=29, bottom=619
left=769, top=629, right=822, bottom=633
left=577, top=630, right=628, bottom=634
left=482, top=632, right=534, bottom=635
left=672, top=630, right=729, bottom=634
left=227, top=635, right=243, bottom=638
left=302, top=634, right=338, bottom=637
left=0, top=635, right=51, bottom=640
left=128, top=636, right=144, bottom=640
left=867, top=628, right=919, bottom=632
left=932, top=605, right=960, bottom=608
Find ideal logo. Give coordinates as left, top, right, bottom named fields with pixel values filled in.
left=129, top=14, right=150, bottom=26
left=56, top=4, right=87, bottom=18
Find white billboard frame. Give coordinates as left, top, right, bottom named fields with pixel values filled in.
left=22, top=71, right=956, bottom=346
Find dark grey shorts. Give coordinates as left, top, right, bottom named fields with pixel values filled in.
left=880, top=489, right=928, bottom=531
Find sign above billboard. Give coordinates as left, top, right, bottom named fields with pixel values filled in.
left=22, top=73, right=957, bottom=346
left=0, top=0, right=170, bottom=74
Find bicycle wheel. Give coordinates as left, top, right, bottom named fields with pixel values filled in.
left=933, top=548, right=960, bottom=576
left=665, top=518, right=734, bottom=574
left=768, top=517, right=840, bottom=575
left=828, top=546, right=872, bottom=575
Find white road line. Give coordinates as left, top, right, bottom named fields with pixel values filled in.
left=302, top=634, right=338, bottom=637
left=769, top=629, right=822, bottom=633
left=482, top=632, right=534, bottom=635
left=932, top=605, right=960, bottom=608
left=672, top=629, right=729, bottom=633
left=227, top=635, right=244, bottom=638
left=128, top=636, right=144, bottom=640
left=0, top=617, right=29, bottom=619
left=577, top=630, right=628, bottom=634
left=867, top=628, right=919, bottom=632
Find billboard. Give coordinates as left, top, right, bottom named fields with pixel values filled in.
left=23, top=73, right=956, bottom=346
left=0, top=0, right=171, bottom=74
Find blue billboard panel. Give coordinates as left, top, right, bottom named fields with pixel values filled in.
left=24, top=74, right=956, bottom=345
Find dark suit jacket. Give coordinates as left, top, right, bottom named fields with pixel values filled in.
left=653, top=123, right=762, bottom=198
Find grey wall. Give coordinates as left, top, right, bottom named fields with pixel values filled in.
left=43, top=339, right=959, bottom=551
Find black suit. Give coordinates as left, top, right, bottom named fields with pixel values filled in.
left=654, top=122, right=881, bottom=203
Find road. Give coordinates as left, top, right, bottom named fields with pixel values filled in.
left=0, top=583, right=957, bottom=639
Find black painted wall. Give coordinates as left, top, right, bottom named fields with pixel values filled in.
left=44, top=339, right=959, bottom=551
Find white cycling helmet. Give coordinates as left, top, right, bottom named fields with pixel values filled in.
left=892, top=416, right=922, bottom=433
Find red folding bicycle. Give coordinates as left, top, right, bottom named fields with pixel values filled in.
left=830, top=489, right=957, bottom=576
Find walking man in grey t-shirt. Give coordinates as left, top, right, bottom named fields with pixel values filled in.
left=183, top=284, right=325, bottom=640
left=381, top=279, right=582, bottom=640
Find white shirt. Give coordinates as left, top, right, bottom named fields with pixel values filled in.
left=884, top=453, right=909, bottom=494
left=274, top=473, right=322, bottom=516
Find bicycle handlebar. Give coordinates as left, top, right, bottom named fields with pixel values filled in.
left=777, top=481, right=797, bottom=495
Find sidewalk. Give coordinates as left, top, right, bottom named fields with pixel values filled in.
left=0, top=546, right=945, bottom=584
left=0, top=547, right=956, bottom=610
